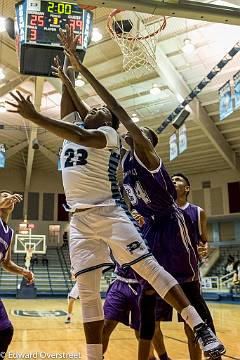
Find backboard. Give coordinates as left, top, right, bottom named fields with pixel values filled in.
left=14, top=234, right=46, bottom=254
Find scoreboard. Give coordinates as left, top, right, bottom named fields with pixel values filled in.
left=15, top=0, right=93, bottom=76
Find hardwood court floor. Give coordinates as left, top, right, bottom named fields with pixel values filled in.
left=3, top=299, right=240, bottom=360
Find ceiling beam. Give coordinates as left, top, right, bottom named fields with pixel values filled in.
left=77, top=0, right=240, bottom=25
left=6, top=140, right=28, bottom=159
left=38, top=144, right=58, bottom=164
left=0, top=76, right=30, bottom=98
left=223, top=0, right=240, bottom=5
left=155, top=44, right=240, bottom=173
left=23, top=77, right=44, bottom=218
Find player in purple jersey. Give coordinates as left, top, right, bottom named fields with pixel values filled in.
left=152, top=173, right=221, bottom=360
left=172, top=174, right=208, bottom=257
left=7, top=29, right=225, bottom=360
left=0, top=191, right=34, bottom=358
left=103, top=263, right=157, bottom=360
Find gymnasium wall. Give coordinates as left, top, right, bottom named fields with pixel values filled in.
left=187, top=168, right=240, bottom=246
left=0, top=167, right=69, bottom=246
left=1, top=166, right=240, bottom=246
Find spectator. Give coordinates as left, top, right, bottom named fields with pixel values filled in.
left=225, top=255, right=235, bottom=276
left=230, top=260, right=240, bottom=295
left=42, top=254, right=49, bottom=267
left=61, top=231, right=68, bottom=249
left=31, top=254, right=38, bottom=266
left=233, top=260, right=240, bottom=284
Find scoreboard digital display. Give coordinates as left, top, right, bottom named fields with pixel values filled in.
left=15, top=0, right=93, bottom=76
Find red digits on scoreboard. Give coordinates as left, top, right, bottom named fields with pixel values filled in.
left=30, top=14, right=44, bottom=27
left=78, top=35, right=82, bottom=45
left=30, top=28, right=37, bottom=41
left=38, top=15, right=44, bottom=26
left=69, top=19, right=82, bottom=31
left=76, top=20, right=82, bottom=29
left=69, top=19, right=75, bottom=30
left=30, top=14, right=37, bottom=26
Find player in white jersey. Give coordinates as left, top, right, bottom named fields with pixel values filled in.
left=7, top=26, right=225, bottom=360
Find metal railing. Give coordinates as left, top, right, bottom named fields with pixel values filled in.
left=202, top=271, right=236, bottom=291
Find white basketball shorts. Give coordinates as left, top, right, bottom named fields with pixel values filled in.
left=70, top=204, right=151, bottom=277
left=68, top=282, right=79, bottom=299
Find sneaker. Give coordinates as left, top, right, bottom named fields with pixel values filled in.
left=194, top=323, right=226, bottom=359
left=65, top=317, right=71, bottom=324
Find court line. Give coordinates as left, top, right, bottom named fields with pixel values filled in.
left=12, top=330, right=240, bottom=360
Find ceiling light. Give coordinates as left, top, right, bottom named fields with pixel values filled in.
left=132, top=116, right=139, bottom=123
left=176, top=93, right=184, bottom=103
left=0, top=17, right=6, bottom=33
left=150, top=84, right=161, bottom=96
left=75, top=78, right=85, bottom=87
left=0, top=106, right=6, bottom=113
left=182, top=39, right=195, bottom=54
left=91, top=27, right=103, bottom=42
left=0, top=68, right=5, bottom=80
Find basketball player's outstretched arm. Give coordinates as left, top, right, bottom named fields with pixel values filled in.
left=57, top=25, right=89, bottom=119
left=6, top=92, right=107, bottom=149
left=52, top=55, right=90, bottom=119
left=63, top=45, right=160, bottom=170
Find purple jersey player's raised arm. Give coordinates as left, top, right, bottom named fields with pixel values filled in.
left=122, top=151, right=177, bottom=218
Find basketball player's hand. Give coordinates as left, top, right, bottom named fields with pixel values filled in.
left=198, top=241, right=208, bottom=258
left=51, top=56, right=70, bottom=85
left=22, top=269, right=35, bottom=285
left=64, top=48, right=81, bottom=72
left=0, top=194, right=22, bottom=209
left=6, top=91, right=37, bottom=120
left=58, top=24, right=78, bottom=52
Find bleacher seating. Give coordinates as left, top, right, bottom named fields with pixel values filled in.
left=0, top=247, right=109, bottom=297
left=208, top=245, right=240, bottom=277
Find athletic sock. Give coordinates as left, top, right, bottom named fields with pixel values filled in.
left=86, top=344, right=102, bottom=360
left=181, top=305, right=203, bottom=330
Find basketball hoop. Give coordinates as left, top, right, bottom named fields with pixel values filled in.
left=107, top=9, right=167, bottom=79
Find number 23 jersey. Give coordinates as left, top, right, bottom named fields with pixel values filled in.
left=60, top=124, right=121, bottom=210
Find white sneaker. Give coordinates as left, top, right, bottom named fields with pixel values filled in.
left=194, top=323, right=226, bottom=359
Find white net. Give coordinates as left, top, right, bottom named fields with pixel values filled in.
left=107, top=10, right=167, bottom=79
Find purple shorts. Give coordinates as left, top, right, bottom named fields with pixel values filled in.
left=0, top=299, right=12, bottom=331
left=142, top=215, right=198, bottom=284
left=103, top=280, right=141, bottom=331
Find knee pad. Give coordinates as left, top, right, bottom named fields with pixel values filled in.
left=77, top=276, right=104, bottom=323
left=132, top=256, right=178, bottom=298
left=139, top=294, right=156, bottom=340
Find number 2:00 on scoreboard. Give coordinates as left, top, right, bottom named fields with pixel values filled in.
left=23, top=0, right=92, bottom=49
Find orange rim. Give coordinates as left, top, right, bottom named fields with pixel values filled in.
left=107, top=9, right=167, bottom=41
